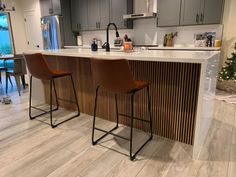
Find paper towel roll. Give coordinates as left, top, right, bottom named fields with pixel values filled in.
left=77, top=36, right=82, bottom=46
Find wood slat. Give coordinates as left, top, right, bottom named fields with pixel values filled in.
left=43, top=56, right=201, bottom=145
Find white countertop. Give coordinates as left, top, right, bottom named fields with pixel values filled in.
left=148, top=46, right=221, bottom=51
left=25, top=48, right=220, bottom=64
left=64, top=45, right=221, bottom=51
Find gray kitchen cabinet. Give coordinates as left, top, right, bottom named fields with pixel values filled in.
left=40, top=0, right=61, bottom=16
left=61, top=0, right=76, bottom=45
left=180, top=0, right=202, bottom=25
left=157, top=0, right=181, bottom=27
left=110, top=0, right=133, bottom=29
left=51, top=0, right=61, bottom=15
left=88, top=0, right=101, bottom=30
left=40, top=0, right=52, bottom=16
left=73, top=0, right=88, bottom=31
left=180, top=0, right=224, bottom=25
left=202, top=0, right=224, bottom=24
left=71, top=0, right=132, bottom=31
left=100, top=0, right=110, bottom=29
left=78, top=0, right=88, bottom=30
left=87, top=0, right=110, bottom=30
left=70, top=0, right=78, bottom=31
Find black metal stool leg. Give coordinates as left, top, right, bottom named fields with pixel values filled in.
left=29, top=77, right=59, bottom=121
left=5, top=73, right=8, bottom=95
left=29, top=75, right=33, bottom=119
left=92, top=86, right=99, bottom=145
left=130, top=93, right=135, bottom=161
left=50, top=80, right=56, bottom=128
left=70, top=75, right=80, bottom=116
left=52, top=79, right=59, bottom=110
left=115, top=94, right=119, bottom=128
left=147, top=86, right=153, bottom=138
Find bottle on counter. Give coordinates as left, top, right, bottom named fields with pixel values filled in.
left=91, top=39, right=98, bottom=51
left=163, top=34, right=167, bottom=47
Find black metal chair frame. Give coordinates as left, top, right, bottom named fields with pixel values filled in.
left=92, top=85, right=153, bottom=161
left=29, top=74, right=80, bottom=128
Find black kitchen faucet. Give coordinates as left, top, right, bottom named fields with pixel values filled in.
left=105, top=23, right=120, bottom=52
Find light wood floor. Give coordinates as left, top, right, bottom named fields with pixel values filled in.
left=0, top=88, right=235, bottom=177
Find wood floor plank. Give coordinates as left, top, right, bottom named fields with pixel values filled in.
left=0, top=89, right=235, bottom=177
left=136, top=140, right=180, bottom=177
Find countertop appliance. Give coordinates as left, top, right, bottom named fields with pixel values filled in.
left=123, top=0, right=157, bottom=19
left=41, top=15, right=64, bottom=50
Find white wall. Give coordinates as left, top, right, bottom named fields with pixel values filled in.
left=19, top=0, right=43, bottom=49
left=8, top=0, right=43, bottom=53
left=217, top=0, right=236, bottom=91
left=9, top=0, right=27, bottom=54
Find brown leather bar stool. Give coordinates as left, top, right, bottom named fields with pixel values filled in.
left=90, top=58, right=153, bottom=161
left=24, top=53, right=80, bottom=128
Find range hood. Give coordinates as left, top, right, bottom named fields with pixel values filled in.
left=0, top=0, right=15, bottom=11
left=123, top=0, right=157, bottom=19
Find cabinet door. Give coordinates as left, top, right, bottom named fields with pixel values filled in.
left=78, top=0, right=88, bottom=30
left=110, top=0, right=127, bottom=29
left=202, top=0, right=224, bottom=24
left=88, top=0, right=100, bottom=30
left=52, top=0, right=61, bottom=15
left=180, top=0, right=202, bottom=25
left=40, top=0, right=53, bottom=17
left=157, top=0, right=181, bottom=27
left=70, top=0, right=78, bottom=31
left=100, top=0, right=110, bottom=29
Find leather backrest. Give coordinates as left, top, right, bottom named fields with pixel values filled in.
left=23, top=53, right=53, bottom=80
left=90, top=58, right=136, bottom=93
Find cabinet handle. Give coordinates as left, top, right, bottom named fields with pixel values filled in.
left=124, top=20, right=127, bottom=27
left=79, top=24, right=81, bottom=30
left=49, top=8, right=53, bottom=14
left=196, top=14, right=199, bottom=23
left=200, top=13, right=204, bottom=23
left=98, top=22, right=100, bottom=29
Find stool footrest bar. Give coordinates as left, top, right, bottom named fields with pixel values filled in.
left=119, top=113, right=151, bottom=123
left=57, top=98, right=77, bottom=104
left=94, top=127, right=130, bottom=141
left=31, top=106, right=58, bottom=113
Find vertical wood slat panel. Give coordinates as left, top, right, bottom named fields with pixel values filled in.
left=43, top=56, right=201, bottom=145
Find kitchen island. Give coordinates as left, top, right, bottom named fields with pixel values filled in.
left=26, top=48, right=220, bottom=159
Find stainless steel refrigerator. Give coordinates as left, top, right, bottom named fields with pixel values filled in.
left=41, top=15, right=76, bottom=50
left=41, top=15, right=63, bottom=50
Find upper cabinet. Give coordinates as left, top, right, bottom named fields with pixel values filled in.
left=157, top=0, right=181, bottom=27
left=202, top=0, right=224, bottom=24
left=87, top=0, right=110, bottom=30
left=71, top=0, right=133, bottom=31
left=110, top=0, right=133, bottom=29
left=51, top=0, right=61, bottom=15
left=180, top=0, right=224, bottom=25
left=157, top=0, right=224, bottom=27
left=100, top=0, right=110, bottom=29
left=180, top=0, right=202, bottom=25
left=40, top=0, right=61, bottom=17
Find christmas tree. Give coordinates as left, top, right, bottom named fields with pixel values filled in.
left=219, top=43, right=236, bottom=82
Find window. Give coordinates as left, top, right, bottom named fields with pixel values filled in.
left=0, top=12, right=13, bottom=55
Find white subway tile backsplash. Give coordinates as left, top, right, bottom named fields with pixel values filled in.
left=80, top=18, right=223, bottom=47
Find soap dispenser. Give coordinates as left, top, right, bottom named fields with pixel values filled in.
left=91, top=39, right=98, bottom=51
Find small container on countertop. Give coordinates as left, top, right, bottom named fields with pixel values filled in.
left=91, top=40, right=98, bottom=51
